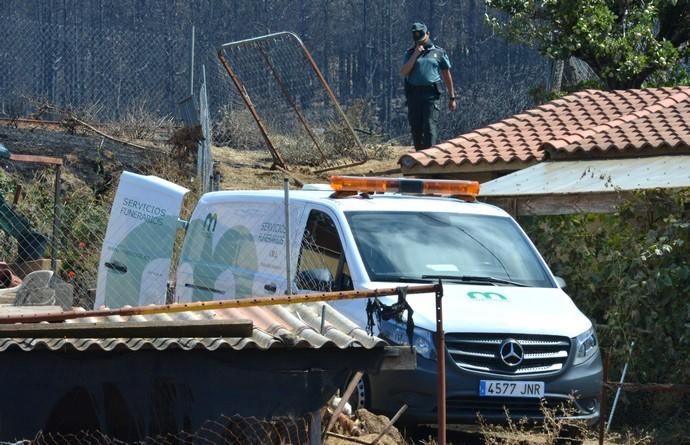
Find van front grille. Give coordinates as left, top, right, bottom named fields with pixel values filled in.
left=445, top=333, right=571, bottom=376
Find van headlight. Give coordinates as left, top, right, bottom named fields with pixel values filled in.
left=377, top=319, right=436, bottom=360
left=573, top=327, right=598, bottom=365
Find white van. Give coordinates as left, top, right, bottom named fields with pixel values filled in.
left=173, top=176, right=602, bottom=425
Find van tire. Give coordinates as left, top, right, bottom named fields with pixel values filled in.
left=342, top=373, right=369, bottom=410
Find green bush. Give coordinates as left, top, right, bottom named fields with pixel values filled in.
left=521, top=189, right=690, bottom=437
left=0, top=168, right=111, bottom=302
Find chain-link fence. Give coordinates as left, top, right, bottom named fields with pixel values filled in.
left=0, top=14, right=187, bottom=122
left=0, top=414, right=311, bottom=445
left=0, top=162, right=349, bottom=311
left=1, top=1, right=553, bottom=156
left=217, top=32, right=368, bottom=172
left=0, top=160, right=109, bottom=309
left=0, top=11, right=372, bottom=174
left=0, top=13, right=216, bottom=191
left=0, top=2, right=549, bottom=311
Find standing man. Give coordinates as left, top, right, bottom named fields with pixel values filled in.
left=400, top=22, right=456, bottom=151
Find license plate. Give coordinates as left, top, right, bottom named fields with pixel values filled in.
left=479, top=380, right=545, bottom=398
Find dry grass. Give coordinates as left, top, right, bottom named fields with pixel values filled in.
left=474, top=403, right=654, bottom=445
left=211, top=144, right=411, bottom=191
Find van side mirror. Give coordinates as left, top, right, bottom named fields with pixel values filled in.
left=554, top=276, right=567, bottom=289
left=295, top=268, right=333, bottom=292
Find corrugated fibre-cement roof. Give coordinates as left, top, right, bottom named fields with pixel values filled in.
left=0, top=302, right=386, bottom=353
left=479, top=155, right=690, bottom=197
left=400, top=87, right=690, bottom=172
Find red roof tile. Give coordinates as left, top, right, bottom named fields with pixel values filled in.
left=553, top=97, right=690, bottom=155
left=400, top=87, right=690, bottom=171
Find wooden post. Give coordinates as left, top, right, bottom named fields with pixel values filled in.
left=326, top=371, right=363, bottom=433
left=370, top=404, right=407, bottom=445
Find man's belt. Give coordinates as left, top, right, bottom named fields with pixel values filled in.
left=406, top=84, right=437, bottom=93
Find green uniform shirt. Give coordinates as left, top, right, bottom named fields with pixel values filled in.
left=402, top=40, right=451, bottom=86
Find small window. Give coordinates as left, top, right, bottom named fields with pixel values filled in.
left=296, top=210, right=352, bottom=291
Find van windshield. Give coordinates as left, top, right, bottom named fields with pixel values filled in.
left=345, top=211, right=553, bottom=287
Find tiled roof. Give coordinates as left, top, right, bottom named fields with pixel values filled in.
left=400, top=87, right=690, bottom=171
left=0, top=302, right=385, bottom=352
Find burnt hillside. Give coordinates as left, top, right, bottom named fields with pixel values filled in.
left=0, top=0, right=549, bottom=144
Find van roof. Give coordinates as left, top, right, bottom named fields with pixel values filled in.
left=199, top=187, right=510, bottom=217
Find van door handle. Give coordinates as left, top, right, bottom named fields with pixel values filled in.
left=104, top=261, right=127, bottom=274
left=264, top=283, right=277, bottom=293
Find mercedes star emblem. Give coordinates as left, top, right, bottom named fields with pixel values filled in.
left=500, top=339, right=524, bottom=367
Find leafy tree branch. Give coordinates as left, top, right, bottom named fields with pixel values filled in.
left=485, top=0, right=690, bottom=89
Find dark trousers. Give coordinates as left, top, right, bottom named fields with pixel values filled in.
left=406, top=91, right=440, bottom=151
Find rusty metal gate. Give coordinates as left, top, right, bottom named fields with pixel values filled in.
left=217, top=32, right=368, bottom=173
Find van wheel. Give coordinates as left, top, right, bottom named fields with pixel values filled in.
left=342, top=374, right=369, bottom=411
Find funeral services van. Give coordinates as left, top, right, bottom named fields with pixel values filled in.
left=97, top=173, right=602, bottom=425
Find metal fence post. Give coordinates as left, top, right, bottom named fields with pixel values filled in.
left=284, top=178, right=292, bottom=295
left=435, top=280, right=446, bottom=445
left=51, top=164, right=62, bottom=273
left=607, top=341, right=634, bottom=433
left=190, top=25, right=195, bottom=96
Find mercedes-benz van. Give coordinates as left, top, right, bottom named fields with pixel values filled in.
left=171, top=176, right=602, bottom=425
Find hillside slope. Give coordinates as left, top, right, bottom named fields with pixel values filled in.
left=1, top=121, right=407, bottom=193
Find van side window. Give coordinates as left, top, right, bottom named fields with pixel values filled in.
left=296, top=210, right=353, bottom=291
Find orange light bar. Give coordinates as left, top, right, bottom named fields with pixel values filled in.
left=330, top=176, right=480, bottom=198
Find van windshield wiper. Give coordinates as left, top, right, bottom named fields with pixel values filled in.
left=422, top=274, right=528, bottom=287
left=372, top=274, right=433, bottom=283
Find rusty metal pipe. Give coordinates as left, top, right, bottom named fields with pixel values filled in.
left=0, top=284, right=441, bottom=325
left=217, top=49, right=287, bottom=169
left=604, top=382, right=690, bottom=393
left=313, top=159, right=368, bottom=174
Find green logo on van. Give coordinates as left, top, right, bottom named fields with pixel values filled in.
left=203, top=212, right=218, bottom=232
left=467, top=291, right=508, bottom=301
